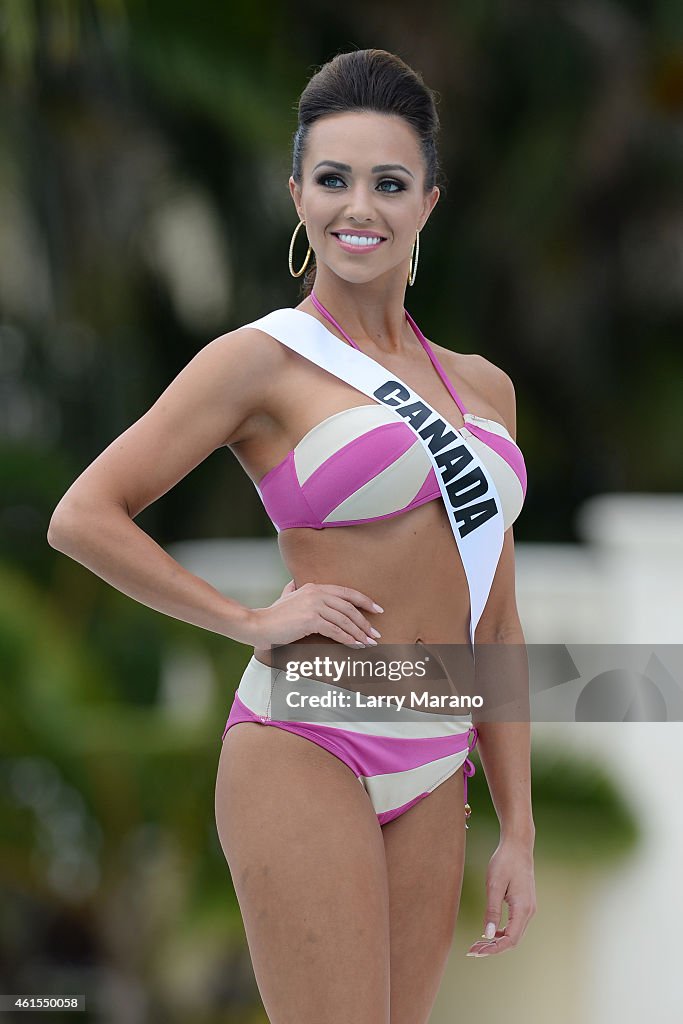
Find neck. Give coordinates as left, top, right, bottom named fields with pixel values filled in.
left=303, top=271, right=414, bottom=354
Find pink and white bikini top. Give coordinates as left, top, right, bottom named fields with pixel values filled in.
left=254, top=296, right=527, bottom=534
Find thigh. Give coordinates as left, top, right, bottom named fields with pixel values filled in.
left=215, top=721, right=392, bottom=1024
left=382, top=766, right=467, bottom=1024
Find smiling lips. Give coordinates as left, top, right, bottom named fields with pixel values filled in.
left=332, top=230, right=387, bottom=254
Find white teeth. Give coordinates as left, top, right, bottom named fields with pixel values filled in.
left=338, top=234, right=383, bottom=246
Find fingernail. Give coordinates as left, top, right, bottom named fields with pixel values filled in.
left=365, top=636, right=378, bottom=645
left=369, top=628, right=381, bottom=637
left=484, top=922, right=496, bottom=939
left=372, top=603, right=384, bottom=612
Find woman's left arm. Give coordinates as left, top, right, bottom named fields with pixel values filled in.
left=474, top=530, right=534, bottom=840
left=465, top=360, right=537, bottom=956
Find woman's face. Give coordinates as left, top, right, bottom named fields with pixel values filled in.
left=289, top=110, right=440, bottom=287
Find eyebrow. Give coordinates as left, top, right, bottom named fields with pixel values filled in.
left=312, top=160, right=415, bottom=179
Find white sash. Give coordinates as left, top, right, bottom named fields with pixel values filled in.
left=245, top=308, right=504, bottom=652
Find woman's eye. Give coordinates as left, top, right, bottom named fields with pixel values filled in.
left=315, top=174, right=405, bottom=193
left=317, top=174, right=345, bottom=188
left=377, top=179, right=405, bottom=193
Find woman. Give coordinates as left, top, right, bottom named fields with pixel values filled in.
left=48, top=48, right=535, bottom=1024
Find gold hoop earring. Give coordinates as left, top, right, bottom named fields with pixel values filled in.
left=289, top=219, right=312, bottom=278
left=408, top=230, right=420, bottom=287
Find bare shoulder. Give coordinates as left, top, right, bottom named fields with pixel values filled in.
left=49, top=320, right=292, bottom=524
left=209, top=322, right=289, bottom=388
left=430, top=342, right=517, bottom=438
left=469, top=352, right=517, bottom=425
left=204, top=323, right=291, bottom=426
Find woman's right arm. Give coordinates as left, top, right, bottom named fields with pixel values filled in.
left=47, top=327, right=381, bottom=649
left=46, top=327, right=276, bottom=644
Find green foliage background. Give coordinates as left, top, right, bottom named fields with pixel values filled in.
left=3, top=0, right=679, bottom=1018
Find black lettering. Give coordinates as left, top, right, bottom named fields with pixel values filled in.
left=436, top=443, right=473, bottom=481
left=374, top=381, right=410, bottom=406
left=419, top=417, right=458, bottom=453
left=457, top=499, right=498, bottom=537
left=446, top=468, right=489, bottom=508
left=371, top=381, right=502, bottom=543
left=395, top=401, right=431, bottom=430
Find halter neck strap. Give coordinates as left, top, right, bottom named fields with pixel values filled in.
left=309, top=290, right=469, bottom=416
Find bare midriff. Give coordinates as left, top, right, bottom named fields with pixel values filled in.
left=252, top=497, right=471, bottom=670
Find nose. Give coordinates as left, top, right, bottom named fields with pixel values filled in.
left=343, top=182, right=379, bottom=224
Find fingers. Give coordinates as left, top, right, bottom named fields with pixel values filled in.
left=295, top=583, right=384, bottom=649
left=313, top=606, right=379, bottom=648
left=466, top=926, right=525, bottom=956
left=322, top=595, right=382, bottom=647
left=466, top=895, right=536, bottom=957
left=504, top=895, right=536, bottom=948
left=495, top=881, right=536, bottom=951
left=466, top=928, right=508, bottom=957
left=318, top=584, right=384, bottom=615
left=261, top=582, right=385, bottom=650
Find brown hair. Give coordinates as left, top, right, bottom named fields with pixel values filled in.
left=291, top=48, right=443, bottom=298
